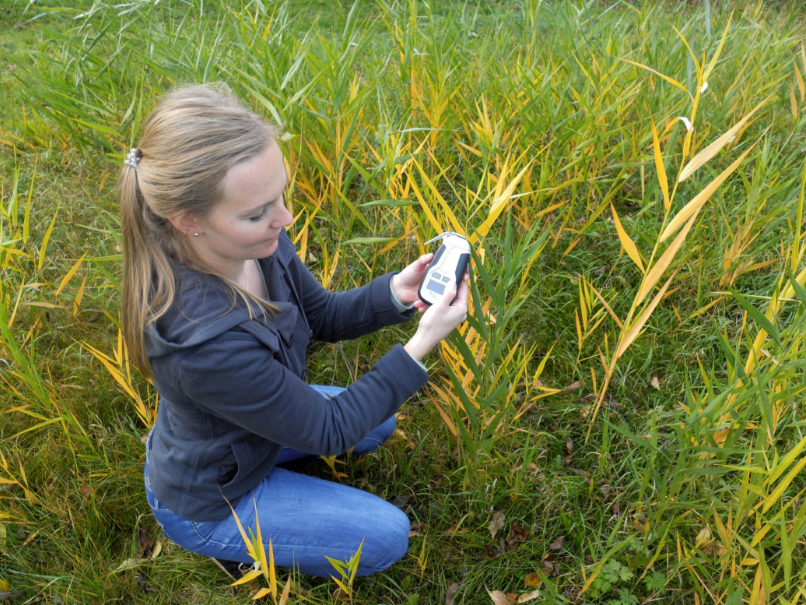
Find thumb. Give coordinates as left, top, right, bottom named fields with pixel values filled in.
left=436, top=282, right=456, bottom=307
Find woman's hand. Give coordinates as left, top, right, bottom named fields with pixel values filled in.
left=404, top=271, right=470, bottom=361
left=390, top=253, right=434, bottom=311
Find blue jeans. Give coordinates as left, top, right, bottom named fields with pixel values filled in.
left=143, top=385, right=408, bottom=578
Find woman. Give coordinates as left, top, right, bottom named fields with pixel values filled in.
left=120, top=84, right=469, bottom=579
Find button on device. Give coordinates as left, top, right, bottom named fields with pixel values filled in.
left=441, top=276, right=450, bottom=283
left=433, top=273, right=442, bottom=279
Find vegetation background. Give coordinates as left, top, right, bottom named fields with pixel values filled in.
left=2, top=0, right=806, bottom=603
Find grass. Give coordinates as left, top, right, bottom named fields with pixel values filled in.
left=2, top=0, right=806, bottom=603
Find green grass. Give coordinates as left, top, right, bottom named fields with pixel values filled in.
left=3, top=0, right=806, bottom=603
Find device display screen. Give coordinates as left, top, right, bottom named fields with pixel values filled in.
left=427, top=280, right=445, bottom=295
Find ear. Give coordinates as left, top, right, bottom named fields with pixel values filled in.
left=168, top=212, right=200, bottom=236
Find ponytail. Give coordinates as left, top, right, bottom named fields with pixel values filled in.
left=118, top=84, right=281, bottom=378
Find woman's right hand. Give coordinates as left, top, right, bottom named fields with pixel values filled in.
left=404, top=273, right=469, bottom=361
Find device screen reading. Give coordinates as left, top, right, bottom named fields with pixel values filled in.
left=427, top=280, right=445, bottom=295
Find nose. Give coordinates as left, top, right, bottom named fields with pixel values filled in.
left=271, top=198, right=294, bottom=229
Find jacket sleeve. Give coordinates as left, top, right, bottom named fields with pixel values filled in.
left=288, top=250, right=416, bottom=343
left=176, top=330, right=429, bottom=455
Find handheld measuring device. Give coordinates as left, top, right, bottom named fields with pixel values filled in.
left=418, top=232, right=471, bottom=306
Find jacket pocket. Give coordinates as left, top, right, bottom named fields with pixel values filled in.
left=216, top=440, right=257, bottom=489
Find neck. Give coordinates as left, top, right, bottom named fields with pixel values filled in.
left=188, top=243, right=250, bottom=287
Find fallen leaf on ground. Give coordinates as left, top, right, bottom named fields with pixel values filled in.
left=487, top=589, right=514, bottom=605
left=562, top=380, right=584, bottom=392
left=0, top=592, right=24, bottom=602
left=548, top=536, right=565, bottom=551
left=695, top=526, right=712, bottom=547
left=443, top=525, right=468, bottom=536
left=517, top=590, right=542, bottom=603
left=410, top=521, right=426, bottom=537
left=524, top=573, right=542, bottom=588
left=489, top=511, right=505, bottom=539
left=445, top=582, right=460, bottom=605
left=566, top=438, right=574, bottom=455
left=650, top=376, right=661, bottom=390
left=138, top=527, right=154, bottom=558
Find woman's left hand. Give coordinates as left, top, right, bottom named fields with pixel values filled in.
left=391, top=253, right=434, bottom=312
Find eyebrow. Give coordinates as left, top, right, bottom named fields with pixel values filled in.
left=241, top=176, right=289, bottom=216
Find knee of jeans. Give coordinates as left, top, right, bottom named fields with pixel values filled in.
left=356, top=506, right=409, bottom=575
left=375, top=416, right=397, bottom=443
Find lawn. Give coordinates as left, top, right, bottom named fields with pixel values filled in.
left=2, top=0, right=806, bottom=603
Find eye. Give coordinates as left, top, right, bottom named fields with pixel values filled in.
left=248, top=206, right=269, bottom=222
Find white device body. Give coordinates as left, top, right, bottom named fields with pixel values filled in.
left=418, top=233, right=471, bottom=306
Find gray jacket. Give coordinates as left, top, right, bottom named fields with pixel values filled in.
left=145, top=231, right=429, bottom=521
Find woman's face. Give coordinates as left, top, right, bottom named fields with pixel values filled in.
left=191, top=139, right=293, bottom=266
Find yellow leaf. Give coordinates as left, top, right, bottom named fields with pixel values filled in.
left=252, top=587, right=272, bottom=600
left=278, top=575, right=292, bottom=605
left=702, top=14, right=733, bottom=82
left=791, top=81, right=799, bottom=120
left=470, top=162, right=532, bottom=244
left=73, top=274, right=87, bottom=316
left=661, top=136, right=762, bottom=243
left=38, top=202, right=60, bottom=271
left=55, top=251, right=87, bottom=296
left=231, top=566, right=263, bottom=587
left=795, top=60, right=806, bottom=102
left=678, top=96, right=770, bottom=183
left=410, top=177, right=444, bottom=235
left=611, top=204, right=644, bottom=273
left=695, top=526, right=712, bottom=547
left=414, top=160, right=464, bottom=236
left=617, top=274, right=675, bottom=359
left=651, top=120, right=670, bottom=210
left=621, top=59, right=693, bottom=99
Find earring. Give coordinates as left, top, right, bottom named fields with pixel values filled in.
left=193, top=233, right=199, bottom=237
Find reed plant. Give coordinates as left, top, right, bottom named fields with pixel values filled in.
left=3, top=0, right=806, bottom=603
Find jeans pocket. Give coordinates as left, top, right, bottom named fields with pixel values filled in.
left=191, top=518, right=222, bottom=542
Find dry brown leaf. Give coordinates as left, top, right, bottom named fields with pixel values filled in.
left=487, top=589, right=514, bottom=605
left=489, top=511, right=505, bottom=539
left=566, top=438, right=574, bottom=455
left=562, top=380, right=584, bottom=392
left=445, top=582, right=460, bottom=605
left=517, top=590, right=542, bottom=604
left=548, top=536, right=565, bottom=551
left=650, top=376, right=661, bottom=390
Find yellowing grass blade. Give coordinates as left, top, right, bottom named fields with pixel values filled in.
left=55, top=251, right=87, bottom=296
left=409, top=177, right=444, bottom=235
left=231, top=566, right=263, bottom=587
left=278, top=575, right=292, bottom=605
left=621, top=59, right=692, bottom=99
left=224, top=497, right=257, bottom=561
left=611, top=204, right=645, bottom=273
left=469, top=162, right=532, bottom=244
left=662, top=135, right=762, bottom=242
left=651, top=120, right=670, bottom=210
left=702, top=13, right=733, bottom=83
left=38, top=202, right=60, bottom=271
left=638, top=214, right=695, bottom=305
left=795, top=60, right=806, bottom=102
left=617, top=274, right=675, bottom=359
left=414, top=160, right=464, bottom=236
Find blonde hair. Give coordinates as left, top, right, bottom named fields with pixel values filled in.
left=119, top=83, right=281, bottom=378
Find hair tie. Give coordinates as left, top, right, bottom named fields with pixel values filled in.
left=124, top=148, right=141, bottom=169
